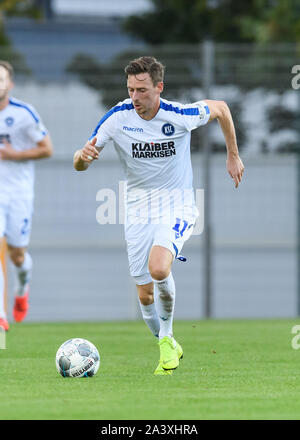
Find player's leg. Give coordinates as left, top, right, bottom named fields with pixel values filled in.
left=125, top=221, right=181, bottom=374
left=6, top=197, right=33, bottom=322
left=125, top=221, right=161, bottom=336
left=125, top=221, right=171, bottom=374
left=7, top=245, right=32, bottom=322
left=149, top=218, right=196, bottom=371
left=0, top=237, right=9, bottom=331
left=0, top=203, right=9, bottom=330
left=7, top=245, right=32, bottom=296
left=136, top=276, right=181, bottom=376
left=148, top=245, right=174, bottom=338
left=148, top=245, right=180, bottom=370
left=136, top=281, right=160, bottom=338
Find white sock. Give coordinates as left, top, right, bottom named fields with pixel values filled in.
left=14, top=252, right=32, bottom=296
left=138, top=300, right=160, bottom=338
left=153, top=272, right=176, bottom=340
left=0, top=259, right=6, bottom=319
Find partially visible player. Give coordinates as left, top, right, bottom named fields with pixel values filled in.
left=0, top=61, right=53, bottom=330
left=73, top=57, right=244, bottom=375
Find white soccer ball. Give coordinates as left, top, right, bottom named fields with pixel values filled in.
left=55, top=338, right=100, bottom=378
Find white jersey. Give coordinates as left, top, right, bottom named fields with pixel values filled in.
left=91, top=97, right=210, bottom=224
left=0, top=97, right=47, bottom=201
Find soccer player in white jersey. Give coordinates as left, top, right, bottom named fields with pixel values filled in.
left=0, top=61, right=53, bottom=331
left=73, top=57, right=244, bottom=375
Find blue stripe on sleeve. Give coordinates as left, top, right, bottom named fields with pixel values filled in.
left=160, top=100, right=200, bottom=116
left=9, top=99, right=40, bottom=123
left=89, top=102, right=134, bottom=140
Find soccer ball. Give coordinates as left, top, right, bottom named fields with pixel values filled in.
left=55, top=338, right=100, bottom=378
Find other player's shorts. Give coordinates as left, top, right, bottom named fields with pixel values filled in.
left=125, top=217, right=195, bottom=285
left=0, top=196, right=33, bottom=248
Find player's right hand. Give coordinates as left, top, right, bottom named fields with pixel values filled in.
left=80, top=137, right=99, bottom=162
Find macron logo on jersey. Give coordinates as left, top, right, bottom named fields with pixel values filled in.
left=123, top=126, right=144, bottom=133
left=132, top=141, right=176, bottom=159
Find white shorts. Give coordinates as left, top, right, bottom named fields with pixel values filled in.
left=0, top=197, right=33, bottom=248
left=125, top=217, right=195, bottom=285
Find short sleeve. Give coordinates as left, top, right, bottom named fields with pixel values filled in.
left=89, top=108, right=117, bottom=148
left=183, top=100, right=210, bottom=131
left=24, top=108, right=47, bottom=143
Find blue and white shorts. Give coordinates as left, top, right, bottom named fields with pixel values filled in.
left=0, top=196, right=33, bottom=248
left=125, top=217, right=195, bottom=285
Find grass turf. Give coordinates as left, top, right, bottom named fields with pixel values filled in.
left=0, top=319, right=300, bottom=420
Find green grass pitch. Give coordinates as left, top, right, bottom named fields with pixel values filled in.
left=0, top=319, right=300, bottom=420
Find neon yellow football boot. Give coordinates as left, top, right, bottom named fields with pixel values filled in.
left=154, top=360, right=173, bottom=375
left=159, top=336, right=179, bottom=370
left=154, top=336, right=184, bottom=375
left=172, top=337, right=183, bottom=361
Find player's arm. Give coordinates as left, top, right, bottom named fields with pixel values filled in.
left=0, top=135, right=53, bottom=161
left=74, top=107, right=115, bottom=171
left=73, top=137, right=100, bottom=171
left=205, top=99, right=244, bottom=188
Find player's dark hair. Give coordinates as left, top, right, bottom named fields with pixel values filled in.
left=125, top=56, right=165, bottom=85
left=0, top=60, right=14, bottom=80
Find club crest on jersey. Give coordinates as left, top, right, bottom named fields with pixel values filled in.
left=162, top=123, right=175, bottom=136
left=5, top=117, right=14, bottom=127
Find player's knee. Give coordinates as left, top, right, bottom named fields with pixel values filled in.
left=148, top=247, right=173, bottom=281
left=9, top=249, right=25, bottom=267
left=149, top=266, right=170, bottom=281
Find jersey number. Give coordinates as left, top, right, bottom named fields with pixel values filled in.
left=21, top=218, right=30, bottom=236
left=172, top=218, right=188, bottom=239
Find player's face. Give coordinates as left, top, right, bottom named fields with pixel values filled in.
left=127, top=73, right=163, bottom=120
left=0, top=66, right=12, bottom=101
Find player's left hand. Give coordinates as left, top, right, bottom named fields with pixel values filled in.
left=226, top=153, right=244, bottom=188
left=0, top=139, right=20, bottom=161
